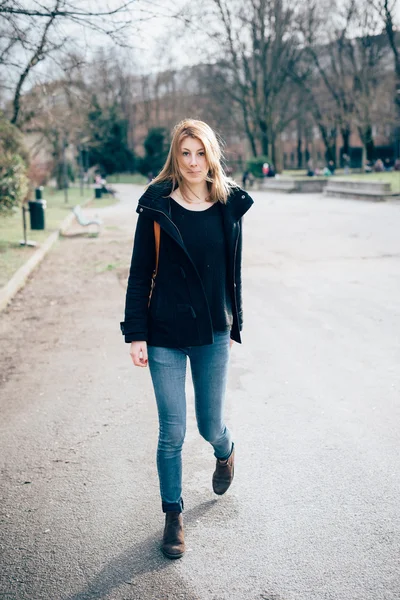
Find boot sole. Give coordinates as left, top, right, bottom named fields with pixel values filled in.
left=161, top=547, right=185, bottom=559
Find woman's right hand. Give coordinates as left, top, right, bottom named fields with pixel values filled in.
left=130, top=341, right=148, bottom=367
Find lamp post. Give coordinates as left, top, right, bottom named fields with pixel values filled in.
left=78, top=142, right=84, bottom=197
left=62, top=135, right=69, bottom=204
left=77, top=135, right=90, bottom=196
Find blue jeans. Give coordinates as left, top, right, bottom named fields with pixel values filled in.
left=148, top=331, right=233, bottom=513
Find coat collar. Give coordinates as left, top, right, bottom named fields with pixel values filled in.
left=137, top=181, right=253, bottom=222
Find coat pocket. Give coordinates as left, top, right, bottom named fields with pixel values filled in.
left=176, top=304, right=199, bottom=345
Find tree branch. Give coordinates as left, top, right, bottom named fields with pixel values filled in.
left=11, top=1, right=61, bottom=124
left=0, top=1, right=136, bottom=18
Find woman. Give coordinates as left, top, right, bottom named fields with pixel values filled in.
left=120, top=119, right=253, bottom=559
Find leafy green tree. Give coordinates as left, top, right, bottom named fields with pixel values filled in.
left=86, top=96, right=135, bottom=175
left=137, top=127, right=169, bottom=177
left=0, top=116, right=29, bottom=215
left=246, top=155, right=270, bottom=178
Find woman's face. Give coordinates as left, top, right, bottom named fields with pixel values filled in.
left=178, top=137, right=208, bottom=185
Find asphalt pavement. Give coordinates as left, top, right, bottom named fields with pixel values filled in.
left=1, top=184, right=399, bottom=600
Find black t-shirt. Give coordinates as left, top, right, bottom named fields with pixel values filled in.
left=170, top=199, right=233, bottom=332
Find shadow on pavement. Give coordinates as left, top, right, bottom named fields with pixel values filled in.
left=65, top=500, right=218, bottom=600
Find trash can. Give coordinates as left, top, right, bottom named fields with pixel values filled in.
left=35, top=187, right=44, bottom=200
left=95, top=187, right=102, bottom=199
left=29, top=200, right=46, bottom=230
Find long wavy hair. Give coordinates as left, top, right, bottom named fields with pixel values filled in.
left=149, top=119, right=237, bottom=204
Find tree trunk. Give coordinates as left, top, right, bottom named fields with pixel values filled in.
left=10, top=8, right=59, bottom=125
left=55, top=163, right=64, bottom=190
left=359, top=125, right=375, bottom=161
left=366, top=138, right=375, bottom=162
left=341, top=125, right=351, bottom=156
left=297, top=128, right=302, bottom=168
left=259, top=119, right=269, bottom=156
left=318, top=124, right=336, bottom=164
left=272, top=136, right=283, bottom=173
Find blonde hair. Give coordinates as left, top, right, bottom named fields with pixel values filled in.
left=150, top=119, right=237, bottom=204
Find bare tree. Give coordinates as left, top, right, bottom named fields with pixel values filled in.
left=0, top=0, right=137, bottom=125
left=183, top=0, right=303, bottom=169
left=370, top=0, right=400, bottom=158
left=371, top=0, right=400, bottom=103
left=297, top=0, right=391, bottom=164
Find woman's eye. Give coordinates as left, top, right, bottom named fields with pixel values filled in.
left=182, top=151, right=189, bottom=156
left=199, top=152, right=205, bottom=156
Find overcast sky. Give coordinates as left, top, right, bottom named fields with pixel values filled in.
left=2, top=0, right=400, bottom=102
left=66, top=0, right=197, bottom=73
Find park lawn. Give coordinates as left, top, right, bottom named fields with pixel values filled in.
left=282, top=169, right=400, bottom=192
left=347, top=171, right=400, bottom=193
left=0, top=186, right=117, bottom=288
left=283, top=168, right=339, bottom=180
left=107, top=173, right=147, bottom=185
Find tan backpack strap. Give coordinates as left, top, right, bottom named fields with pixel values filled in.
left=148, top=222, right=160, bottom=308
left=154, top=221, right=160, bottom=276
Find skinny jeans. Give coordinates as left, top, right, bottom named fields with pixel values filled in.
left=148, top=331, right=232, bottom=513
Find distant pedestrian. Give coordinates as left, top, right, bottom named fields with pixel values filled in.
left=328, top=160, right=336, bottom=175
left=120, top=119, right=254, bottom=560
left=374, top=159, right=384, bottom=172
left=384, top=158, right=393, bottom=172
left=394, top=158, right=400, bottom=171
left=343, top=153, right=351, bottom=175
left=242, top=169, right=250, bottom=187
left=364, top=160, right=373, bottom=173
left=262, top=162, right=269, bottom=177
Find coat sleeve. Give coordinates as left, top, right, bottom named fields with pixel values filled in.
left=120, top=214, right=156, bottom=343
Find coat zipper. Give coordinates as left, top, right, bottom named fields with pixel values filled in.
left=232, top=221, right=240, bottom=323
left=139, top=202, right=207, bottom=304
left=138, top=203, right=184, bottom=245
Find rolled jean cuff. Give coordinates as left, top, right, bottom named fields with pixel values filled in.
left=215, top=442, right=234, bottom=461
left=162, top=498, right=184, bottom=513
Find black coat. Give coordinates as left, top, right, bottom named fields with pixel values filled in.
left=120, top=182, right=254, bottom=347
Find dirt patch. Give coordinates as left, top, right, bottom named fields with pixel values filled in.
left=0, top=204, right=133, bottom=387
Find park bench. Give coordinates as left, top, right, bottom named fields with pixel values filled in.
left=260, top=177, right=328, bottom=193
left=324, top=179, right=398, bottom=202
left=72, top=205, right=102, bottom=235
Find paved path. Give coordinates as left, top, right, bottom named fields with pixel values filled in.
left=1, top=185, right=399, bottom=600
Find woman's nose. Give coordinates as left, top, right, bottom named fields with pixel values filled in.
left=189, top=154, right=197, bottom=166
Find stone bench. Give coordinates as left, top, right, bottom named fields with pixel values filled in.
left=324, top=179, right=397, bottom=202
left=260, top=177, right=327, bottom=193
left=261, top=178, right=296, bottom=192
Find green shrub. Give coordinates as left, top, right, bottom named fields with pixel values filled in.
left=246, top=155, right=270, bottom=178
left=0, top=116, right=29, bottom=163
left=137, top=127, right=169, bottom=177
left=0, top=114, right=29, bottom=215
left=0, top=153, right=29, bottom=215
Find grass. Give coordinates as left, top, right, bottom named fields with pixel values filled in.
left=107, top=173, right=147, bottom=185
left=346, top=171, right=400, bottom=192
left=282, top=169, right=400, bottom=192
left=0, top=185, right=117, bottom=288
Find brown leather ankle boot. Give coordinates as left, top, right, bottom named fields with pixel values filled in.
left=162, top=511, right=185, bottom=559
left=212, top=446, right=235, bottom=495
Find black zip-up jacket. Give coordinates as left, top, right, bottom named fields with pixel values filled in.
left=120, top=182, right=254, bottom=347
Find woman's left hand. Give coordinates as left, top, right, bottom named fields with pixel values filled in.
left=230, top=338, right=234, bottom=349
